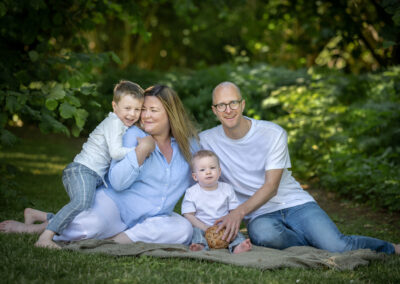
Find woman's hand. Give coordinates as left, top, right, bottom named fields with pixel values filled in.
left=136, top=136, right=156, bottom=165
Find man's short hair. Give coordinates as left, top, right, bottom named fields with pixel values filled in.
left=212, top=81, right=242, bottom=103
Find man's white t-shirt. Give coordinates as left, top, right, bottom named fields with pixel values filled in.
left=181, top=182, right=240, bottom=226
left=199, top=117, right=314, bottom=221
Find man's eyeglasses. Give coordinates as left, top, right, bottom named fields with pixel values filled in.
left=213, top=100, right=242, bottom=112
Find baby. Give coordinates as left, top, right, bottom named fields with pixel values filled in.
left=182, top=150, right=252, bottom=253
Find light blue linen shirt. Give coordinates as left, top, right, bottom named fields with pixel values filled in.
left=104, top=126, right=199, bottom=228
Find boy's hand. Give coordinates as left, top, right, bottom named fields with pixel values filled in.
left=136, top=136, right=155, bottom=165
left=137, top=136, right=156, bottom=154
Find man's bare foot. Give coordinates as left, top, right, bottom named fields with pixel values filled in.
left=189, top=243, right=205, bottom=251
left=24, top=208, right=47, bottom=225
left=393, top=243, right=400, bottom=255
left=35, top=230, right=60, bottom=249
left=0, top=220, right=47, bottom=233
left=233, top=239, right=252, bottom=254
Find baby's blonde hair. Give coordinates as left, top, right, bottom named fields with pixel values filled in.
left=191, top=150, right=220, bottom=171
left=113, top=80, right=144, bottom=103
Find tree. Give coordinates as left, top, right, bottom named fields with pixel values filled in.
left=0, top=0, right=146, bottom=145
left=89, top=0, right=400, bottom=72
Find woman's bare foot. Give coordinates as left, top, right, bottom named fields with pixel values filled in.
left=189, top=243, right=205, bottom=251
left=233, top=239, right=252, bottom=254
left=24, top=208, right=47, bottom=225
left=35, top=230, right=60, bottom=249
left=0, top=220, right=47, bottom=233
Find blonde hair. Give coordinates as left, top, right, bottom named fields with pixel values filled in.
left=144, top=85, right=198, bottom=163
left=113, top=80, right=144, bottom=103
left=191, top=150, right=220, bottom=170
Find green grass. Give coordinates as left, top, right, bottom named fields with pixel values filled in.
left=1, top=126, right=399, bottom=283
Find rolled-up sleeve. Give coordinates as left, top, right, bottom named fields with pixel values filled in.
left=109, top=150, right=141, bottom=191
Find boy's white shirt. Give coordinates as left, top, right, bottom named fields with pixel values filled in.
left=74, top=112, right=133, bottom=180
left=181, top=182, right=239, bottom=226
left=199, top=117, right=315, bottom=221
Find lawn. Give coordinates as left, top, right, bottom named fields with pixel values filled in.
left=1, top=126, right=399, bottom=283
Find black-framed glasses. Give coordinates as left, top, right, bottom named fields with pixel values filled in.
left=212, top=100, right=242, bottom=112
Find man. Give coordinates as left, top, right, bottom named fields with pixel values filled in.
left=199, top=81, right=399, bottom=254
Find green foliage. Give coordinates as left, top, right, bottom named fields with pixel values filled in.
left=89, top=0, right=400, bottom=72
left=0, top=0, right=144, bottom=144
left=269, top=67, right=400, bottom=211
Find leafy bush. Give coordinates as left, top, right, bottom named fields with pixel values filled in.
left=268, top=67, right=400, bottom=211
left=0, top=0, right=142, bottom=144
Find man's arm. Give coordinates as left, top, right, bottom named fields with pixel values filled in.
left=216, top=168, right=283, bottom=242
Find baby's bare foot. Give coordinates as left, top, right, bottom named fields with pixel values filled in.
left=189, top=243, right=205, bottom=251
left=24, top=208, right=47, bottom=224
left=233, top=239, right=252, bottom=254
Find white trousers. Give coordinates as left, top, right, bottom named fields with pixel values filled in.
left=54, top=190, right=193, bottom=245
left=123, top=212, right=193, bottom=245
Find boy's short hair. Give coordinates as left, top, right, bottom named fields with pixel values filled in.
left=113, top=80, right=144, bottom=103
left=191, top=150, right=220, bottom=170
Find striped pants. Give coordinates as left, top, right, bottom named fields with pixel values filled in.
left=47, top=162, right=102, bottom=234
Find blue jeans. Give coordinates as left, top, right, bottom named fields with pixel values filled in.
left=191, top=227, right=246, bottom=253
left=247, top=201, right=395, bottom=254
left=47, top=162, right=103, bottom=234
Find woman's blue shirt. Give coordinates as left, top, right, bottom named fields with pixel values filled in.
left=103, top=126, right=199, bottom=228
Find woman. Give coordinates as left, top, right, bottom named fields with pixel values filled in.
left=0, top=85, right=199, bottom=246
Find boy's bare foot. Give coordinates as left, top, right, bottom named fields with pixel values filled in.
left=233, top=239, right=252, bottom=254
left=35, top=230, right=60, bottom=249
left=189, top=243, right=205, bottom=251
left=0, top=220, right=47, bottom=233
left=24, top=208, right=47, bottom=225
left=393, top=243, right=400, bottom=255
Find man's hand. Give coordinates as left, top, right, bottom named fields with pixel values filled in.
left=215, top=209, right=244, bottom=242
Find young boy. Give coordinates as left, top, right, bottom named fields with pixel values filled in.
left=34, top=80, right=149, bottom=249
left=182, top=150, right=252, bottom=254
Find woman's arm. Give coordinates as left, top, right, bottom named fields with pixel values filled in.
left=184, top=213, right=209, bottom=231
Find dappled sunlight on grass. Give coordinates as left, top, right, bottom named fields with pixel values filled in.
left=0, top=152, right=67, bottom=175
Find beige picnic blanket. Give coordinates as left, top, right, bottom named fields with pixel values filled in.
left=61, top=239, right=386, bottom=270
